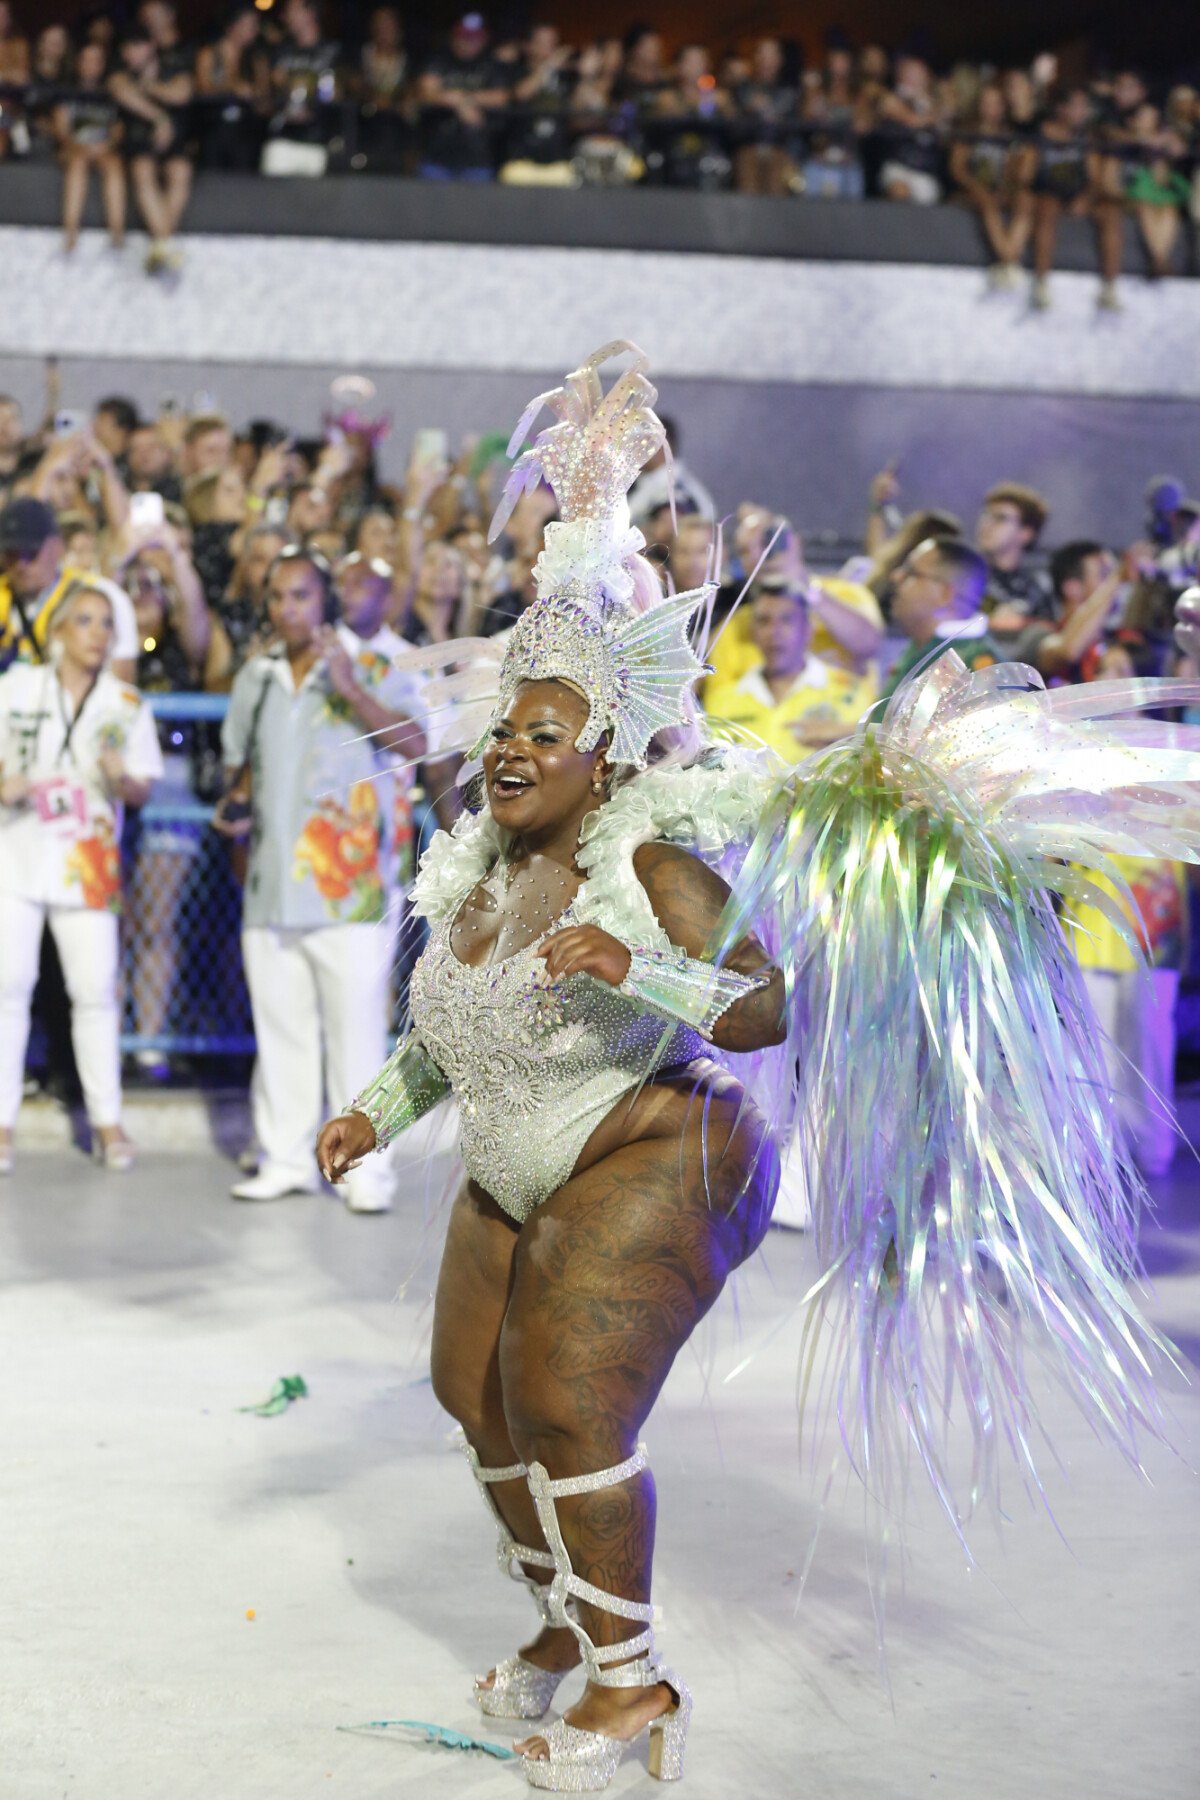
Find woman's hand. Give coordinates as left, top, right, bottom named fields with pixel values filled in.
left=536, top=925, right=632, bottom=987
left=316, top=1110, right=378, bottom=1183
left=0, top=774, right=31, bottom=808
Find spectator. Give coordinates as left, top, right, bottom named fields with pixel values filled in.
left=1123, top=102, right=1189, bottom=278
left=627, top=415, right=716, bottom=528
left=734, top=36, right=799, bottom=196
left=704, top=582, right=878, bottom=762
left=182, top=412, right=234, bottom=477
left=667, top=515, right=716, bottom=594
left=654, top=44, right=734, bottom=190
left=109, top=18, right=195, bottom=276
left=263, top=0, right=341, bottom=177
left=405, top=541, right=468, bottom=645
left=1001, top=66, right=1038, bottom=135
left=0, top=496, right=138, bottom=681
left=612, top=25, right=666, bottom=112
left=0, top=3, right=28, bottom=93
left=214, top=547, right=423, bottom=1210
left=877, top=53, right=946, bottom=205
left=117, top=526, right=211, bottom=1074
left=799, top=40, right=867, bottom=199
left=92, top=397, right=139, bottom=466
left=949, top=82, right=1032, bottom=285
left=879, top=536, right=1002, bottom=700
left=416, top=13, right=510, bottom=181
left=354, top=6, right=409, bottom=172
left=1026, top=85, right=1120, bottom=311
left=479, top=547, right=538, bottom=635
left=975, top=481, right=1052, bottom=623
left=24, top=24, right=72, bottom=161
left=184, top=465, right=247, bottom=603
left=53, top=40, right=126, bottom=255
left=195, top=3, right=267, bottom=172
left=0, top=579, right=162, bottom=1174
left=501, top=23, right=577, bottom=185
left=125, top=421, right=182, bottom=501
left=353, top=506, right=398, bottom=565
left=0, top=396, right=25, bottom=508
left=205, top=521, right=291, bottom=687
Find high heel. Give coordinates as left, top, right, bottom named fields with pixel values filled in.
left=524, top=1680, right=692, bottom=1790
left=463, top=1442, right=573, bottom=1721
left=519, top=1447, right=692, bottom=1791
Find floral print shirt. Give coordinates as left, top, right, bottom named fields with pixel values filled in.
left=0, top=663, right=163, bottom=911
left=222, top=642, right=418, bottom=929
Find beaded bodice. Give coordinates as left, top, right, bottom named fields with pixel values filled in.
left=408, top=878, right=706, bottom=1221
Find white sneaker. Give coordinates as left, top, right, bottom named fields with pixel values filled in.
left=0, top=1142, right=13, bottom=1177
left=230, top=1168, right=319, bottom=1202
left=343, top=1178, right=393, bottom=1215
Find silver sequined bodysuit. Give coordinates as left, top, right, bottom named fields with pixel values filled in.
left=408, top=899, right=707, bottom=1223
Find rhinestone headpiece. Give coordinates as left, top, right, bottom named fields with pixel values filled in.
left=478, top=341, right=712, bottom=770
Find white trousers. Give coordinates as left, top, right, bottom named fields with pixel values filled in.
left=241, top=922, right=394, bottom=1201
left=1081, top=966, right=1180, bottom=1176
left=0, top=891, right=122, bottom=1130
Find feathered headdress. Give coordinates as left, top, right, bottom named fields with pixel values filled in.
left=474, top=341, right=711, bottom=769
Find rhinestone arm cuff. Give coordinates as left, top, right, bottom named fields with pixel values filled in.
left=617, top=945, right=772, bottom=1040
left=344, top=1034, right=451, bottom=1151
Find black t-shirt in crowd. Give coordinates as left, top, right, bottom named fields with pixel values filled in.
left=270, top=39, right=341, bottom=140
left=985, top=561, right=1055, bottom=622
left=420, top=49, right=510, bottom=169
left=504, top=58, right=574, bottom=163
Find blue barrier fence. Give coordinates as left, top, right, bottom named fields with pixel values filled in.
left=120, top=693, right=254, bottom=1056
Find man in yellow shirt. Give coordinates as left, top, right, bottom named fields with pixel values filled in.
left=705, top=580, right=878, bottom=764
left=1064, top=854, right=1186, bottom=1177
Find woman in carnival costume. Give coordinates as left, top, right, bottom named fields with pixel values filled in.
left=317, top=344, right=1200, bottom=1791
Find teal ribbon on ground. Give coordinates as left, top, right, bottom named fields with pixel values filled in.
left=238, top=1375, right=308, bottom=1416
left=335, top=1719, right=517, bottom=1759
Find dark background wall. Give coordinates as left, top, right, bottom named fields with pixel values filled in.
left=39, top=0, right=1200, bottom=78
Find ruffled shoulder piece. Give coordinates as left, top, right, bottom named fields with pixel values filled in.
left=411, top=808, right=504, bottom=924
left=574, top=749, right=781, bottom=948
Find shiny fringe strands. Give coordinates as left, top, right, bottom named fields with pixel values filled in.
left=713, top=654, right=1200, bottom=1545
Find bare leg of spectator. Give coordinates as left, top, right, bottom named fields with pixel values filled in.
left=1031, top=193, right=1060, bottom=307
left=1005, top=190, right=1033, bottom=274
left=1136, top=203, right=1177, bottom=279
left=1093, top=197, right=1123, bottom=307
left=976, top=196, right=1010, bottom=271
left=61, top=147, right=91, bottom=253
left=162, top=156, right=193, bottom=240
left=101, top=151, right=127, bottom=249
left=129, top=155, right=172, bottom=248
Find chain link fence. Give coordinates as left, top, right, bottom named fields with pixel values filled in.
left=120, top=694, right=254, bottom=1057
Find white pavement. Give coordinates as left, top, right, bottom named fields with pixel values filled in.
left=2, top=1121, right=1198, bottom=1800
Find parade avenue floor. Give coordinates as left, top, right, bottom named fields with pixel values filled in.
left=3, top=1107, right=1198, bottom=1800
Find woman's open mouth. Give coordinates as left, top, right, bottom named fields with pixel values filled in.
left=491, top=771, right=534, bottom=798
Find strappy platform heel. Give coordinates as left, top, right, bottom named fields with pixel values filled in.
left=520, top=1445, right=692, bottom=1791
left=464, top=1443, right=575, bottom=1721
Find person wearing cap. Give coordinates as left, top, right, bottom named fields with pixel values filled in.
left=415, top=14, right=511, bottom=180
left=213, top=547, right=426, bottom=1211
left=0, top=498, right=138, bottom=681
left=0, top=579, right=163, bottom=1176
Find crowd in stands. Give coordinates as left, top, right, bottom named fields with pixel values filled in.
left=0, top=368, right=1198, bottom=1185
left=0, top=4, right=1197, bottom=292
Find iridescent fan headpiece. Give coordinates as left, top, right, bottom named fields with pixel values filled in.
left=475, top=341, right=711, bottom=770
